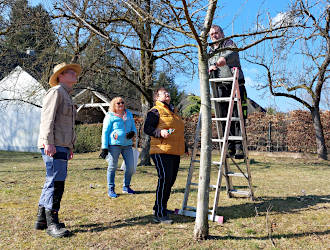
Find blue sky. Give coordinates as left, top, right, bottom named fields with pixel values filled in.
left=29, top=0, right=322, bottom=112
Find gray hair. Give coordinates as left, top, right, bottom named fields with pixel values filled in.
left=210, top=25, right=224, bottom=35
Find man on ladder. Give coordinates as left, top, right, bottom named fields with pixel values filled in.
left=208, top=25, right=248, bottom=159
left=176, top=25, right=254, bottom=222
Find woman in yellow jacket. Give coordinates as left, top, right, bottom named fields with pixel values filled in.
left=144, top=87, right=185, bottom=224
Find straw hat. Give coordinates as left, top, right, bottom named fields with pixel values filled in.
left=49, top=62, right=82, bottom=87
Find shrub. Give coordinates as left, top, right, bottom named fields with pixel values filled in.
left=75, top=123, right=103, bottom=153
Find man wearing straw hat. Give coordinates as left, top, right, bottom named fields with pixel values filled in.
left=34, top=62, right=81, bottom=238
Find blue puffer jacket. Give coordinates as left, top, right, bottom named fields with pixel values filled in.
left=101, top=109, right=137, bottom=148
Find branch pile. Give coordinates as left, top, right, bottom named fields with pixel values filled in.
left=246, top=112, right=288, bottom=152
left=287, top=110, right=330, bottom=153
left=135, top=110, right=329, bottom=154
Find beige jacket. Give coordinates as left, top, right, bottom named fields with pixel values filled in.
left=38, top=83, right=77, bottom=149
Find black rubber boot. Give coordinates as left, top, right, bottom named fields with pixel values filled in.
left=45, top=210, right=70, bottom=238
left=234, top=143, right=244, bottom=159
left=35, top=206, right=65, bottom=230
left=35, top=206, right=47, bottom=230
left=53, top=181, right=65, bottom=211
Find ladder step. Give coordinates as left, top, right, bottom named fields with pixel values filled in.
left=211, top=97, right=238, bottom=102
left=212, top=117, right=240, bottom=122
left=226, top=172, right=247, bottom=177
left=229, top=190, right=251, bottom=196
left=181, top=206, right=213, bottom=214
left=212, top=161, right=222, bottom=166
left=176, top=209, right=224, bottom=223
left=212, top=136, right=243, bottom=143
left=209, top=77, right=234, bottom=82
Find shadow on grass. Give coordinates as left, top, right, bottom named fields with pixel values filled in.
left=171, top=186, right=257, bottom=194
left=208, top=229, right=330, bottom=240
left=83, top=167, right=107, bottom=171
left=0, top=169, right=44, bottom=173
left=72, top=214, right=195, bottom=233
left=217, top=194, right=330, bottom=221
left=69, top=195, right=329, bottom=234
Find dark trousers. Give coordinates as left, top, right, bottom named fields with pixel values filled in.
left=217, top=83, right=248, bottom=151
left=151, top=154, right=180, bottom=217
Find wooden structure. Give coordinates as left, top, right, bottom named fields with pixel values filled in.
left=73, top=88, right=142, bottom=124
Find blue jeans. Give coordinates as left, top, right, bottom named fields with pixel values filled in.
left=38, top=146, right=69, bottom=211
left=107, top=145, right=134, bottom=190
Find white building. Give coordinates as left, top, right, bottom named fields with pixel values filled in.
left=0, top=66, right=45, bottom=152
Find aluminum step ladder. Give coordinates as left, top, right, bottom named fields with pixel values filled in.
left=176, top=67, right=254, bottom=223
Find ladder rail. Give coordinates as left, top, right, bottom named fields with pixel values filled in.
left=211, top=68, right=239, bottom=220
left=235, top=84, right=255, bottom=199
left=181, top=112, right=201, bottom=211
left=179, top=67, right=254, bottom=223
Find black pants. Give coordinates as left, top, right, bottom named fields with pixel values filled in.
left=217, top=83, right=248, bottom=151
left=151, top=154, right=180, bottom=217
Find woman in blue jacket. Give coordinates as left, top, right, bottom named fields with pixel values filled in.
left=100, top=97, right=137, bottom=198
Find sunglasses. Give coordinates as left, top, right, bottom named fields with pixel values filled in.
left=116, top=101, right=125, bottom=105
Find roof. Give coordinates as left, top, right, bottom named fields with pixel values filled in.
left=73, top=88, right=142, bottom=115
left=247, top=98, right=266, bottom=114
left=0, top=66, right=45, bottom=108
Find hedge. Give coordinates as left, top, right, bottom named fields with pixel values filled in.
left=74, top=110, right=329, bottom=154
left=75, top=123, right=103, bottom=153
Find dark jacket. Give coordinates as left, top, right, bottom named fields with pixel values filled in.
left=208, top=39, right=245, bottom=84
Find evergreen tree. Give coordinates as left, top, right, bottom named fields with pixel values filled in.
left=0, top=0, right=58, bottom=86
left=153, top=72, right=185, bottom=107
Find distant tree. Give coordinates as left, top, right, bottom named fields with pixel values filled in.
left=179, top=95, right=201, bottom=117
left=153, top=72, right=185, bottom=107
left=266, top=107, right=277, bottom=115
left=0, top=1, right=10, bottom=36
left=246, top=0, right=329, bottom=159
left=0, top=0, right=58, bottom=86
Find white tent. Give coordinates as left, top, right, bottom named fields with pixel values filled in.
left=0, top=66, right=45, bottom=152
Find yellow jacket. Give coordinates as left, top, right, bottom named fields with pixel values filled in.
left=150, top=101, right=185, bottom=155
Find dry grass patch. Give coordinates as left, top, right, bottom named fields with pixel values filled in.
left=0, top=151, right=329, bottom=249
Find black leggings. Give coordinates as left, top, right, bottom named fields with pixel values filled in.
left=151, top=154, right=180, bottom=217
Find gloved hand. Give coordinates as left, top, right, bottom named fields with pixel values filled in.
left=99, top=149, right=109, bottom=159
left=126, top=131, right=135, bottom=139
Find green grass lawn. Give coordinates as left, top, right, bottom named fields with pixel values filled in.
left=0, top=151, right=329, bottom=249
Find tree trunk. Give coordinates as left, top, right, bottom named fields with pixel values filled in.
left=194, top=49, right=212, bottom=240
left=311, top=108, right=328, bottom=160
left=138, top=134, right=151, bottom=166
left=138, top=100, right=152, bottom=166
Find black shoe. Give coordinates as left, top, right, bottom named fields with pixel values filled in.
left=166, top=209, right=174, bottom=215
left=35, top=206, right=65, bottom=230
left=35, top=206, right=47, bottom=230
left=45, top=210, right=70, bottom=238
left=234, top=149, right=244, bottom=159
left=153, top=209, right=174, bottom=216
left=153, top=216, right=173, bottom=224
left=46, top=224, right=70, bottom=238
left=227, top=148, right=235, bottom=157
